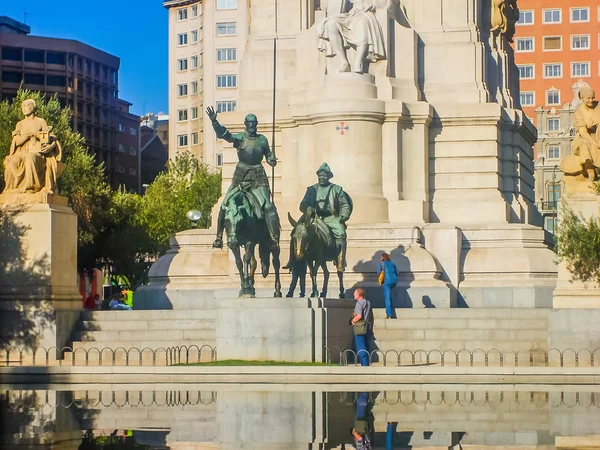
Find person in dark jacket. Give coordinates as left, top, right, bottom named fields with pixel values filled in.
left=377, top=253, right=398, bottom=319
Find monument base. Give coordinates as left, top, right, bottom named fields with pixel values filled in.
left=0, top=198, right=80, bottom=349
left=216, top=297, right=354, bottom=363
left=553, top=190, right=600, bottom=309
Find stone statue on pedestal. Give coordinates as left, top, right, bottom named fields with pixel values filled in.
left=2, top=99, right=63, bottom=196
left=317, top=0, right=386, bottom=73
left=559, top=84, right=600, bottom=182
left=491, top=0, right=519, bottom=43
left=206, top=106, right=282, bottom=297
left=286, top=163, right=353, bottom=298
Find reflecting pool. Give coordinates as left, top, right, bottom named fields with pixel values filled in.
left=1, top=386, right=600, bottom=449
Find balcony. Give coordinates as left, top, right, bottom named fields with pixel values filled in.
left=538, top=201, right=558, bottom=212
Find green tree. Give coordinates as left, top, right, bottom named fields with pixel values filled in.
left=554, top=204, right=600, bottom=285
left=0, top=89, right=111, bottom=272
left=141, top=151, right=221, bottom=252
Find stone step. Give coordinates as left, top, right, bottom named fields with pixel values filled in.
left=373, top=340, right=547, bottom=353
left=71, top=340, right=216, bottom=351
left=73, top=329, right=215, bottom=342
left=372, top=309, right=549, bottom=320
left=81, top=309, right=216, bottom=321
left=78, top=318, right=216, bottom=332
left=372, top=317, right=548, bottom=331
left=372, top=329, right=547, bottom=342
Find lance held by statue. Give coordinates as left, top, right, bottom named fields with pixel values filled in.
left=206, top=106, right=282, bottom=297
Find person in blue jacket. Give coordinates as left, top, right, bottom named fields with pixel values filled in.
left=377, top=252, right=398, bottom=319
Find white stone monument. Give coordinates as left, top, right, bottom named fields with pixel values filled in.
left=138, top=0, right=556, bottom=312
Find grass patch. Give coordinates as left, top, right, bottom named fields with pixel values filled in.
left=176, top=359, right=337, bottom=366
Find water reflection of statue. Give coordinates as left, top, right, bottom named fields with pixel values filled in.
left=317, top=0, right=386, bottom=73
left=3, top=99, right=63, bottom=195
left=559, top=85, right=600, bottom=181
left=491, top=0, right=519, bottom=43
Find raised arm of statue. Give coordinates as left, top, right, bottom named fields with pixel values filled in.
left=206, top=106, right=242, bottom=147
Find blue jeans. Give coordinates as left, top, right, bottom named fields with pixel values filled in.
left=383, top=283, right=396, bottom=318
left=355, top=331, right=371, bottom=366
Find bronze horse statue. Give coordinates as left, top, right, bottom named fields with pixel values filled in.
left=288, top=208, right=345, bottom=298
left=224, top=187, right=282, bottom=298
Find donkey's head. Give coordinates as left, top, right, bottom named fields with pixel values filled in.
left=288, top=212, right=311, bottom=260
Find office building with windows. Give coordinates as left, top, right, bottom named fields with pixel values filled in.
left=116, top=99, right=141, bottom=192
left=514, top=1, right=600, bottom=119
left=0, top=15, right=139, bottom=190
left=513, top=1, right=600, bottom=233
left=164, top=0, right=249, bottom=167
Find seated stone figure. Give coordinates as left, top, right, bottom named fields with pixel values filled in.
left=559, top=84, right=600, bottom=181
left=317, top=0, right=386, bottom=73
left=3, top=99, right=63, bottom=195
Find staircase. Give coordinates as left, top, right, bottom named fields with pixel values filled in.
left=69, top=310, right=217, bottom=364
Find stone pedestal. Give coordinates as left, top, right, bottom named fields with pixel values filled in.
left=0, top=196, right=80, bottom=349
left=553, top=190, right=600, bottom=308
left=216, top=297, right=354, bottom=362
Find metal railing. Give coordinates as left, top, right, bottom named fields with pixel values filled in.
left=324, top=347, right=600, bottom=368
left=0, top=345, right=217, bottom=367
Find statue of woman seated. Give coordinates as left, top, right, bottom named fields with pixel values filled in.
left=559, top=85, right=600, bottom=181
left=3, top=99, right=63, bottom=195
left=316, top=0, right=386, bottom=74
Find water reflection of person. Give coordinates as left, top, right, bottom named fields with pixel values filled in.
left=352, top=392, right=373, bottom=450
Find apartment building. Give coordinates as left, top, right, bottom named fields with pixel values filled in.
left=514, top=1, right=600, bottom=234
left=164, top=0, right=249, bottom=167
left=116, top=99, right=141, bottom=192
left=515, top=1, right=600, bottom=120
left=0, top=15, right=140, bottom=191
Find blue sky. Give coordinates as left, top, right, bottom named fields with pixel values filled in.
left=3, top=1, right=168, bottom=116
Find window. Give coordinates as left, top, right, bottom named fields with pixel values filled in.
left=177, top=33, right=188, bottom=46
left=130, top=167, right=137, bottom=176
left=1, top=71, right=21, bottom=83
left=217, top=0, right=237, bottom=9
left=543, top=36, right=562, bottom=51
left=517, top=64, right=534, bottom=79
left=24, top=49, right=44, bottom=63
left=572, top=62, right=590, bottom=77
left=119, top=165, right=125, bottom=173
left=118, top=123, right=125, bottom=132
left=543, top=9, right=561, bottom=24
left=216, top=74, right=237, bottom=88
left=520, top=92, right=535, bottom=106
left=571, top=35, right=590, bottom=50
left=118, top=144, right=125, bottom=153
left=47, top=75, right=66, bottom=87
left=546, top=90, right=560, bottom=105
left=2, top=47, right=22, bottom=61
left=129, top=147, right=137, bottom=156
left=24, top=73, right=44, bottom=84
left=191, top=81, right=198, bottom=94
left=191, top=55, right=199, bottom=69
left=216, top=153, right=224, bottom=167
left=548, top=182, right=561, bottom=209
left=216, top=22, right=237, bottom=36
left=46, top=52, right=66, bottom=65
left=216, top=100, right=237, bottom=112
left=178, top=83, right=188, bottom=96
left=191, top=132, right=199, bottom=145
left=129, top=127, right=136, bottom=136
left=191, top=107, right=199, bottom=119
left=191, top=30, right=198, bottom=43
left=548, top=145, right=560, bottom=160
left=516, top=37, right=534, bottom=52
left=547, top=118, right=561, bottom=131
left=178, top=134, right=188, bottom=147
left=178, top=109, right=188, bottom=121
left=178, top=8, right=188, bottom=21
left=178, top=58, right=188, bottom=71
left=571, top=7, right=589, bottom=22
left=518, top=10, right=534, bottom=25
left=191, top=5, right=198, bottom=17
left=544, top=216, right=556, bottom=233
left=217, top=48, right=237, bottom=62
left=544, top=63, right=562, bottom=78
